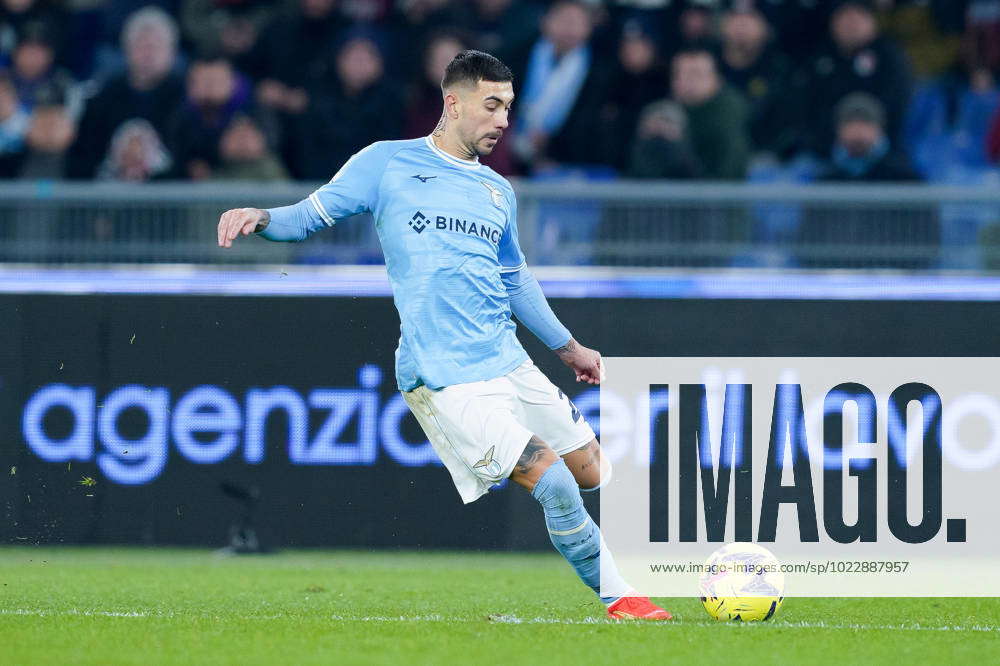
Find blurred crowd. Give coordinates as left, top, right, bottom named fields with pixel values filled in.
left=1, top=0, right=999, bottom=184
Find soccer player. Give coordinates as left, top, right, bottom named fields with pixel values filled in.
left=216, top=50, right=672, bottom=621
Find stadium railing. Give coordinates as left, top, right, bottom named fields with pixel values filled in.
left=2, top=181, right=999, bottom=271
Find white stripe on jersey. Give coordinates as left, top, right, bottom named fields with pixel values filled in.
left=499, top=261, right=527, bottom=273
left=309, top=192, right=335, bottom=226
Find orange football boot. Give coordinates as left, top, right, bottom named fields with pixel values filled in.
left=606, top=596, right=674, bottom=621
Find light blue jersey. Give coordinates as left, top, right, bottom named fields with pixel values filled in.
left=266, top=136, right=567, bottom=391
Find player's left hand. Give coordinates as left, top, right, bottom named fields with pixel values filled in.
left=556, top=339, right=604, bottom=385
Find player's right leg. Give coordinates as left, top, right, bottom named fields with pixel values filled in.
left=560, top=438, right=609, bottom=491
left=500, top=360, right=612, bottom=491
left=508, top=436, right=672, bottom=621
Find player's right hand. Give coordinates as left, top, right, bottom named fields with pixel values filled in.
left=217, top=207, right=267, bottom=248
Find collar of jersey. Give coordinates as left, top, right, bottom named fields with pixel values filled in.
left=424, top=135, right=481, bottom=169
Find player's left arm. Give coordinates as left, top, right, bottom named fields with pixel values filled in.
left=498, top=187, right=603, bottom=385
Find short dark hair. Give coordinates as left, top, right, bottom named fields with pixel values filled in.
left=441, top=50, right=512, bottom=90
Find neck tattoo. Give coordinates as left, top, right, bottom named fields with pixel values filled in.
left=432, top=112, right=446, bottom=137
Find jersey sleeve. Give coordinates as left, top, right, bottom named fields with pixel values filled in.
left=498, top=187, right=526, bottom=272
left=501, top=267, right=571, bottom=349
left=308, top=142, right=392, bottom=225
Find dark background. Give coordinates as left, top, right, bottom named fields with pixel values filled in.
left=2, top=295, right=997, bottom=550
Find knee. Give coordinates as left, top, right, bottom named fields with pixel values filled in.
left=531, top=458, right=581, bottom=510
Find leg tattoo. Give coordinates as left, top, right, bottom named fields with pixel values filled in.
left=515, top=435, right=549, bottom=476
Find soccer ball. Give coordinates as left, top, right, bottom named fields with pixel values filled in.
left=698, top=543, right=784, bottom=622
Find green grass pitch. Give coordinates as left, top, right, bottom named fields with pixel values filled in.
left=2, top=548, right=998, bottom=665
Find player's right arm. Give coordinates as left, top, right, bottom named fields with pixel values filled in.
left=217, top=142, right=390, bottom=248
left=217, top=203, right=323, bottom=246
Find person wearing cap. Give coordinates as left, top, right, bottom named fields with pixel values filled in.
left=800, top=90, right=934, bottom=270
left=797, top=0, right=913, bottom=156
left=820, top=91, right=919, bottom=181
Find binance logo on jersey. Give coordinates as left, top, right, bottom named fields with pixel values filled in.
left=408, top=211, right=429, bottom=233
left=407, top=210, right=502, bottom=245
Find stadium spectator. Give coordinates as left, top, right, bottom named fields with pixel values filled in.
left=66, top=6, right=183, bottom=178
left=905, top=57, right=999, bottom=180
left=605, top=18, right=668, bottom=169
left=670, top=47, right=749, bottom=179
left=167, top=55, right=262, bottom=180
left=626, top=99, right=702, bottom=179
left=211, top=114, right=288, bottom=180
left=798, top=0, right=913, bottom=155
left=667, top=0, right=719, bottom=56
left=290, top=31, right=401, bottom=179
left=801, top=92, right=935, bottom=270
left=510, top=0, right=615, bottom=169
left=0, top=0, right=66, bottom=69
left=251, top=0, right=347, bottom=114
left=820, top=92, right=919, bottom=182
left=717, top=3, right=795, bottom=158
left=464, top=0, right=542, bottom=65
left=17, top=102, right=76, bottom=178
left=1, top=42, right=75, bottom=180
left=180, top=0, right=277, bottom=75
left=96, top=118, right=174, bottom=181
left=7, top=23, right=78, bottom=115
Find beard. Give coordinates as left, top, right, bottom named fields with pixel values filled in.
left=474, top=132, right=502, bottom=156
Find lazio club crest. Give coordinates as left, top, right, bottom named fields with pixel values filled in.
left=473, top=445, right=503, bottom=478
left=480, top=181, right=504, bottom=209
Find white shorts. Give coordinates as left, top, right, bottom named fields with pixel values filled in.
left=402, top=359, right=596, bottom=503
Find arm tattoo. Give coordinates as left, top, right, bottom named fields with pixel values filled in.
left=555, top=338, right=577, bottom=356
left=515, top=435, right=549, bottom=475
left=255, top=209, right=271, bottom=232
